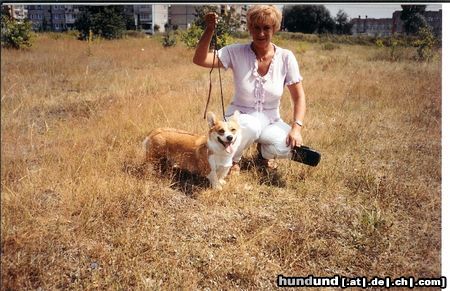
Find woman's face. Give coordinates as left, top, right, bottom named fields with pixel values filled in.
left=250, top=21, right=275, bottom=47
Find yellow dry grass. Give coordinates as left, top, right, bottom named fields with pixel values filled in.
left=1, top=34, right=441, bottom=289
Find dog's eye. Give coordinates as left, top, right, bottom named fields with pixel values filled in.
left=231, top=128, right=236, bottom=133
left=218, top=129, right=225, bottom=135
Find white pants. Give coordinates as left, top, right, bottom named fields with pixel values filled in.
left=228, top=111, right=293, bottom=162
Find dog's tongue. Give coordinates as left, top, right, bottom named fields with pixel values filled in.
left=225, top=144, right=232, bottom=153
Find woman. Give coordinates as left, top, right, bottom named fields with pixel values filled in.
left=193, top=5, right=306, bottom=172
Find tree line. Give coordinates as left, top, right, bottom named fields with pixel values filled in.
left=1, top=4, right=436, bottom=49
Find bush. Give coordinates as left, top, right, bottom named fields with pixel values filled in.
left=375, top=39, right=385, bottom=48
left=124, top=30, right=147, bottom=39
left=413, top=26, right=436, bottom=61
left=162, top=31, right=177, bottom=48
left=322, top=42, right=340, bottom=50
left=66, top=29, right=80, bottom=39
left=1, top=14, right=33, bottom=49
left=180, top=24, right=203, bottom=49
left=180, top=24, right=233, bottom=50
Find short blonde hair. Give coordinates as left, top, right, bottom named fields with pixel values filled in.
left=246, top=5, right=282, bottom=32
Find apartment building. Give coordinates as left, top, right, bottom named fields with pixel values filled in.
left=392, top=9, right=442, bottom=36
left=351, top=16, right=393, bottom=37
left=168, top=5, right=200, bottom=30
left=351, top=9, right=442, bottom=37
left=4, top=5, right=28, bottom=21
left=19, top=4, right=247, bottom=34
left=27, top=5, right=72, bottom=31
left=231, top=4, right=248, bottom=30
left=168, top=4, right=248, bottom=31
left=124, top=4, right=169, bottom=33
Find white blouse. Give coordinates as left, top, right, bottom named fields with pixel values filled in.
left=217, top=42, right=303, bottom=123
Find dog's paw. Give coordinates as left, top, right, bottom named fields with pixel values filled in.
left=212, top=184, right=223, bottom=190
left=219, top=179, right=226, bottom=185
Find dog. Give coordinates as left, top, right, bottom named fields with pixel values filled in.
left=143, top=111, right=241, bottom=189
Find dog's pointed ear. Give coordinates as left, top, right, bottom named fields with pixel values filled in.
left=206, top=112, right=216, bottom=128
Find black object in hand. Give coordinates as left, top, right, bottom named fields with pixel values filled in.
left=292, top=146, right=321, bottom=167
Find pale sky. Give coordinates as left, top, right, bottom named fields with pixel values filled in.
left=323, top=3, right=442, bottom=19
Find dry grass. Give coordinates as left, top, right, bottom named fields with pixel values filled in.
left=1, top=34, right=441, bottom=289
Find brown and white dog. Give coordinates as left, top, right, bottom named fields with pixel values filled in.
left=143, top=111, right=241, bottom=189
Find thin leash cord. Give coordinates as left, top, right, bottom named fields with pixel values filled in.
left=203, top=30, right=226, bottom=121
left=203, top=39, right=215, bottom=119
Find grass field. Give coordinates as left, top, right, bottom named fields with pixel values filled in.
left=1, top=34, right=441, bottom=289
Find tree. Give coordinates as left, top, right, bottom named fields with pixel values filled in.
left=194, top=5, right=241, bottom=35
left=334, top=9, right=353, bottom=35
left=74, top=6, right=129, bottom=40
left=189, top=5, right=240, bottom=49
left=1, top=6, right=33, bottom=49
left=283, top=5, right=334, bottom=34
left=400, top=5, right=428, bottom=35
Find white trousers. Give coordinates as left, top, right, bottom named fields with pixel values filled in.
left=229, top=111, right=293, bottom=162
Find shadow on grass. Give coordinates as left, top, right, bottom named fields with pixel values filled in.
left=122, top=158, right=209, bottom=197
left=165, top=168, right=210, bottom=197
left=240, top=155, right=288, bottom=188
left=123, top=154, right=290, bottom=195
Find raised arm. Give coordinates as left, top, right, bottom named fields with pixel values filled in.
left=192, top=12, right=224, bottom=68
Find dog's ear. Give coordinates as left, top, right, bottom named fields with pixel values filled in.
left=231, top=110, right=240, bottom=122
left=206, top=112, right=217, bottom=128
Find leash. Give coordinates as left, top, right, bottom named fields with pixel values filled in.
left=203, top=30, right=226, bottom=121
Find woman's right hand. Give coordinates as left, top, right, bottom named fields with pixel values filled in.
left=205, top=12, right=218, bottom=30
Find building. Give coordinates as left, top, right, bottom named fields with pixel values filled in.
left=350, top=16, right=393, bottom=37
left=168, top=4, right=248, bottom=31
left=64, top=5, right=81, bottom=30
left=351, top=9, right=442, bottom=37
left=26, top=5, right=75, bottom=31
left=4, top=5, right=28, bottom=21
left=21, top=4, right=248, bottom=33
left=168, top=5, right=201, bottom=30
left=227, top=4, right=248, bottom=31
left=392, top=9, right=442, bottom=36
left=124, top=4, right=169, bottom=34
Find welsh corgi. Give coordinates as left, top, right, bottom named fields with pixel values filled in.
left=143, top=111, right=241, bottom=190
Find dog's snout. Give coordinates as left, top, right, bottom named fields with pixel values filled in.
left=226, top=135, right=233, bottom=142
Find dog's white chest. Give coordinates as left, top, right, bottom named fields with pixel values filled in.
left=208, top=153, right=233, bottom=168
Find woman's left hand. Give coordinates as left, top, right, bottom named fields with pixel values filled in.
left=286, top=126, right=303, bottom=148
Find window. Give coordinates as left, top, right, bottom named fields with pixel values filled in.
left=140, top=13, right=150, bottom=20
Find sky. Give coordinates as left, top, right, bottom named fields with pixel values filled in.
left=322, top=3, right=442, bottom=19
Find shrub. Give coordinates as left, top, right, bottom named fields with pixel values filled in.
left=388, top=38, right=399, bottom=61
left=66, top=29, right=80, bottom=39
left=322, top=42, right=340, bottom=50
left=1, top=13, right=33, bottom=49
left=124, top=30, right=147, bottom=39
left=162, top=31, right=177, bottom=48
left=375, top=39, right=385, bottom=48
left=180, top=24, right=203, bottom=49
left=413, top=26, right=436, bottom=62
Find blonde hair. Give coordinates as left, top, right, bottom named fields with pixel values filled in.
left=246, top=5, right=282, bottom=32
